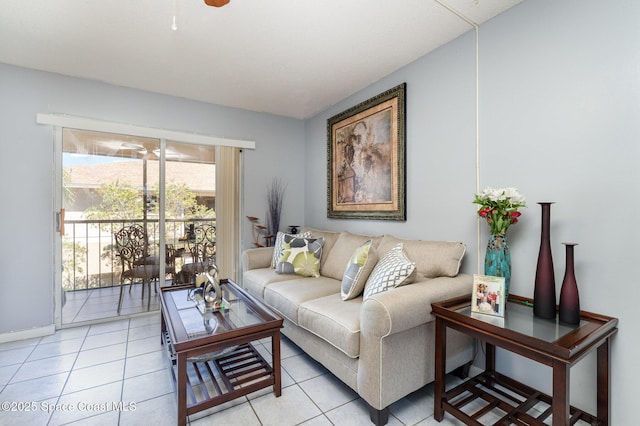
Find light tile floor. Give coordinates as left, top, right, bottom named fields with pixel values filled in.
left=0, top=313, right=472, bottom=426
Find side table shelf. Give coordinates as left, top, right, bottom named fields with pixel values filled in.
left=162, top=331, right=275, bottom=413
left=444, top=370, right=600, bottom=425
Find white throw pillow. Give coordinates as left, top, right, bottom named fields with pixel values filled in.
left=363, top=243, right=416, bottom=299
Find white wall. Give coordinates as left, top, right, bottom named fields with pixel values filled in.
left=304, top=31, right=478, bottom=247
left=0, top=64, right=305, bottom=334
left=304, top=0, right=638, bottom=423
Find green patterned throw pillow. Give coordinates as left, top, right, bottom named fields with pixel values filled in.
left=271, top=231, right=312, bottom=268
left=363, top=243, right=416, bottom=299
left=341, top=240, right=378, bottom=300
left=275, top=236, right=324, bottom=278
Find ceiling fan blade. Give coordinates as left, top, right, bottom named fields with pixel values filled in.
left=204, top=0, right=230, bottom=6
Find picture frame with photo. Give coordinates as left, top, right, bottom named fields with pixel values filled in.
left=472, top=274, right=506, bottom=317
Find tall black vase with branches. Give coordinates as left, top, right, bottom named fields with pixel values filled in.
left=266, top=178, right=286, bottom=243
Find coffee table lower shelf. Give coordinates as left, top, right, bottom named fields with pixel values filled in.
left=444, top=371, right=601, bottom=425
left=163, top=332, right=275, bottom=416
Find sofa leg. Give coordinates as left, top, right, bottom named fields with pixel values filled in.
left=453, top=361, right=472, bottom=379
left=368, top=405, right=389, bottom=426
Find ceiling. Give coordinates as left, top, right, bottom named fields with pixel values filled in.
left=0, top=0, right=522, bottom=119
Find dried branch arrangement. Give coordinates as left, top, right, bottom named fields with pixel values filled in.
left=266, top=178, right=287, bottom=239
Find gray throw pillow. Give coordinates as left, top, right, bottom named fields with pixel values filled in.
left=341, top=240, right=378, bottom=300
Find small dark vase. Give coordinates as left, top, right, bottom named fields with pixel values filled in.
left=485, top=234, right=511, bottom=297
left=559, top=243, right=580, bottom=325
left=533, top=202, right=557, bottom=319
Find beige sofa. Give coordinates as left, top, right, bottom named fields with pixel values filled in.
left=241, top=228, right=474, bottom=425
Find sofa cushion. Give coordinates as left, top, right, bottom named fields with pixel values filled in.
left=275, top=236, right=324, bottom=278
left=341, top=240, right=378, bottom=300
left=263, top=277, right=341, bottom=324
left=243, top=268, right=302, bottom=300
left=377, top=235, right=466, bottom=278
left=271, top=231, right=312, bottom=268
left=323, top=231, right=382, bottom=281
left=298, top=293, right=362, bottom=358
left=363, top=243, right=416, bottom=299
left=302, top=227, right=341, bottom=271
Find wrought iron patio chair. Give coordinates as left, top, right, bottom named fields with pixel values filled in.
left=133, top=244, right=178, bottom=279
left=180, top=223, right=216, bottom=284
left=114, top=224, right=160, bottom=312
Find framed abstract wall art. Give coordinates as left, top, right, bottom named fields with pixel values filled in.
left=327, top=83, right=406, bottom=220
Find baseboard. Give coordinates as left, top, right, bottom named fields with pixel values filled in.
left=0, top=325, right=56, bottom=344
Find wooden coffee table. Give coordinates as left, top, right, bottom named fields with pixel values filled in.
left=432, top=294, right=618, bottom=425
left=160, top=279, right=283, bottom=426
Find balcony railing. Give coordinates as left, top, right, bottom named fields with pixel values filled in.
left=62, top=218, right=216, bottom=292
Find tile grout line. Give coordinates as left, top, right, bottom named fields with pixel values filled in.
left=116, top=317, right=132, bottom=425
left=46, top=325, right=90, bottom=426
left=0, top=336, right=43, bottom=401
left=44, top=320, right=146, bottom=425
left=68, top=290, right=92, bottom=324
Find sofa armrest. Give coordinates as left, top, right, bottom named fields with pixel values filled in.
left=360, top=273, right=473, bottom=338
left=241, top=247, right=275, bottom=271
left=357, top=273, right=474, bottom=410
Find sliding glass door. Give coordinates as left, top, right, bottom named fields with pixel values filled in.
left=57, top=130, right=217, bottom=325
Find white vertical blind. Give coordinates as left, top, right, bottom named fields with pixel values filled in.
left=215, top=146, right=242, bottom=281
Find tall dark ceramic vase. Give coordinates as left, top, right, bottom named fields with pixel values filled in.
left=533, top=202, right=557, bottom=319
left=485, top=234, right=511, bottom=297
left=559, top=243, right=580, bottom=325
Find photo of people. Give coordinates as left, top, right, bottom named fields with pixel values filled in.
left=472, top=275, right=506, bottom=317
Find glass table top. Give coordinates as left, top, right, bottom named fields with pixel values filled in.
left=459, top=300, right=584, bottom=343
left=167, top=285, right=267, bottom=340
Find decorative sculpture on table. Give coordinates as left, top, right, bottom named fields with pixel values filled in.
left=194, top=264, right=222, bottom=310
left=190, top=263, right=238, bottom=359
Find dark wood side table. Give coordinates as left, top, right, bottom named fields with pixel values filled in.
left=432, top=294, right=618, bottom=425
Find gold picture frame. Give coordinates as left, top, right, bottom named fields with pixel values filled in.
left=327, top=83, right=406, bottom=220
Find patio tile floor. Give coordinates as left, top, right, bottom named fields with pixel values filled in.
left=62, top=283, right=161, bottom=325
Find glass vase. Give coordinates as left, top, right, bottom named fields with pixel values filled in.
left=559, top=243, right=580, bottom=325
left=484, top=234, right=511, bottom=297
left=533, top=202, right=557, bottom=319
